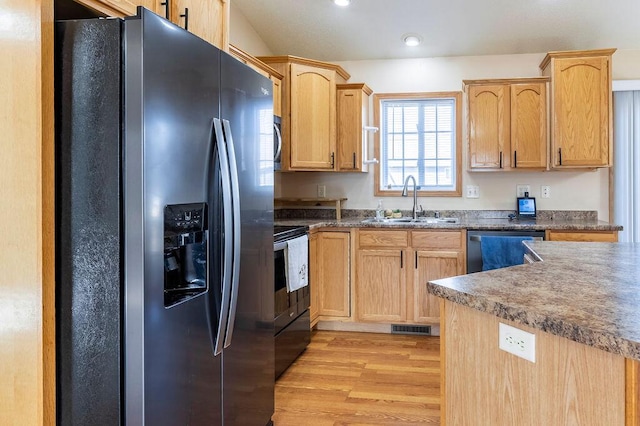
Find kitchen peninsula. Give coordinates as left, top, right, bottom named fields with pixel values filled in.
left=427, top=241, right=640, bottom=425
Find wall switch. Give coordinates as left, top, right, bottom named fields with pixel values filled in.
left=516, top=184, right=530, bottom=198
left=466, top=185, right=479, bottom=198
left=541, top=185, right=551, bottom=198
left=317, top=184, right=326, bottom=198
left=499, top=323, right=536, bottom=363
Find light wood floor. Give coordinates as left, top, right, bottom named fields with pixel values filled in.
left=272, top=330, right=441, bottom=426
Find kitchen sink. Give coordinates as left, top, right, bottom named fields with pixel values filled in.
left=362, top=217, right=460, bottom=224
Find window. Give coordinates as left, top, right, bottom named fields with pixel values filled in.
left=373, top=92, right=462, bottom=196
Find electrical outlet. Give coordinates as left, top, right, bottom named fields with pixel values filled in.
left=516, top=184, right=530, bottom=198
left=466, top=185, right=479, bottom=198
left=317, top=184, right=326, bottom=198
left=499, top=323, right=536, bottom=363
left=541, top=185, right=551, bottom=198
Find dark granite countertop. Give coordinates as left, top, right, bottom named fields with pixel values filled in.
left=427, top=241, right=640, bottom=361
left=275, top=217, right=621, bottom=232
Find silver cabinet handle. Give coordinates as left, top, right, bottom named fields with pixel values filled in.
left=273, top=122, right=282, bottom=163
left=222, top=119, right=241, bottom=349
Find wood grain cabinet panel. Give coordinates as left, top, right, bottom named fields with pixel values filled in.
left=336, top=83, right=372, bottom=172
left=170, top=0, right=229, bottom=50
left=309, top=231, right=319, bottom=326
left=540, top=49, right=616, bottom=168
left=467, top=84, right=510, bottom=169
left=412, top=250, right=464, bottom=323
left=510, top=82, right=547, bottom=169
left=356, top=249, right=406, bottom=322
left=465, top=78, right=548, bottom=171
left=546, top=230, right=618, bottom=242
left=316, top=231, right=351, bottom=318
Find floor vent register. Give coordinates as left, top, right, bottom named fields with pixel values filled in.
left=391, top=324, right=432, bottom=336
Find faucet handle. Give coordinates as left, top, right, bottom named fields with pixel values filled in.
left=434, top=210, right=440, bottom=218
left=417, top=205, right=424, bottom=213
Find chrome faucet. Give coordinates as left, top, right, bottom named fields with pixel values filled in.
left=401, top=175, right=420, bottom=220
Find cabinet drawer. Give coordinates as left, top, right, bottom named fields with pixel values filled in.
left=411, top=230, right=464, bottom=250
left=358, top=230, right=408, bottom=248
left=546, top=230, right=618, bottom=242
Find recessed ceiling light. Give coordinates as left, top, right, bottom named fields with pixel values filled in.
left=333, top=0, right=351, bottom=6
left=402, top=33, right=422, bottom=47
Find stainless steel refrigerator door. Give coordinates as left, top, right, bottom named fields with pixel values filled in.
left=220, top=52, right=275, bottom=426
left=123, top=8, right=223, bottom=425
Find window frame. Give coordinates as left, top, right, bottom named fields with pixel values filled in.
left=373, top=91, right=462, bottom=197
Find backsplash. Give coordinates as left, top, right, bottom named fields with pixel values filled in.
left=275, top=208, right=599, bottom=221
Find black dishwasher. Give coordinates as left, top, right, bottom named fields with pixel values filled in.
left=467, top=230, right=545, bottom=273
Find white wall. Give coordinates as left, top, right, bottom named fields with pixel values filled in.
left=277, top=50, right=640, bottom=221
left=229, top=3, right=273, bottom=56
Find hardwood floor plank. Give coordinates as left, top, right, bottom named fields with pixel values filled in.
left=274, top=331, right=441, bottom=426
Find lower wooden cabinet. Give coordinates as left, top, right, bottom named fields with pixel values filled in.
left=356, top=229, right=466, bottom=325
left=310, top=229, right=351, bottom=327
left=546, top=230, right=618, bottom=242
left=356, top=248, right=407, bottom=322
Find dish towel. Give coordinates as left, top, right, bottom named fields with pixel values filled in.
left=481, top=236, right=533, bottom=271
left=285, top=235, right=309, bottom=292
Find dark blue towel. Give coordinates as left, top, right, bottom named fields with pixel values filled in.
left=481, top=236, right=533, bottom=271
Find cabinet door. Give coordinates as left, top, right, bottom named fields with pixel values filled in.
left=75, top=0, right=157, bottom=17
left=412, top=250, right=464, bottom=323
left=309, top=232, right=319, bottom=326
left=317, top=232, right=350, bottom=317
left=356, top=249, right=406, bottom=322
left=171, top=0, right=229, bottom=50
left=468, top=84, right=510, bottom=169
left=337, top=86, right=369, bottom=171
left=290, top=63, right=336, bottom=170
left=550, top=56, right=611, bottom=167
left=511, top=82, right=547, bottom=169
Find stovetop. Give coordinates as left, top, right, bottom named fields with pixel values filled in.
left=274, top=225, right=308, bottom=242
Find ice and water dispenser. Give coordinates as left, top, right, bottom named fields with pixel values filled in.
left=163, top=203, right=208, bottom=307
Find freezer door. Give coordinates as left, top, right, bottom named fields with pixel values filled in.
left=219, top=52, right=275, bottom=426
left=123, top=8, right=223, bottom=425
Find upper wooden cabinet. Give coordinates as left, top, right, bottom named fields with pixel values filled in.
left=229, top=45, right=283, bottom=116
left=540, top=49, right=616, bottom=168
left=465, top=77, right=548, bottom=171
left=336, top=83, right=372, bottom=172
left=73, top=0, right=148, bottom=16
left=74, top=0, right=229, bottom=51
left=168, top=0, right=229, bottom=50
left=257, top=56, right=350, bottom=171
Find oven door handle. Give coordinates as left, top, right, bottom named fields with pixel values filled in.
left=274, top=241, right=287, bottom=252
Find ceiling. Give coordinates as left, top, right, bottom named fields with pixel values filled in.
left=233, top=0, right=640, bottom=62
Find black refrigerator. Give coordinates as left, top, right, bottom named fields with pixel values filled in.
left=55, top=7, right=274, bottom=425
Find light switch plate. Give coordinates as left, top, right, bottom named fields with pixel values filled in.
left=516, top=184, right=530, bottom=198
left=466, top=185, right=479, bottom=198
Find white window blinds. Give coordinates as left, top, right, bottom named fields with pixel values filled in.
left=380, top=98, right=456, bottom=192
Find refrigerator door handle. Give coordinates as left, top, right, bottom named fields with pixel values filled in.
left=211, top=117, right=234, bottom=356
left=222, top=119, right=241, bottom=348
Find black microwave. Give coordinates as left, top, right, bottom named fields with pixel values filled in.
left=273, top=115, right=282, bottom=171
